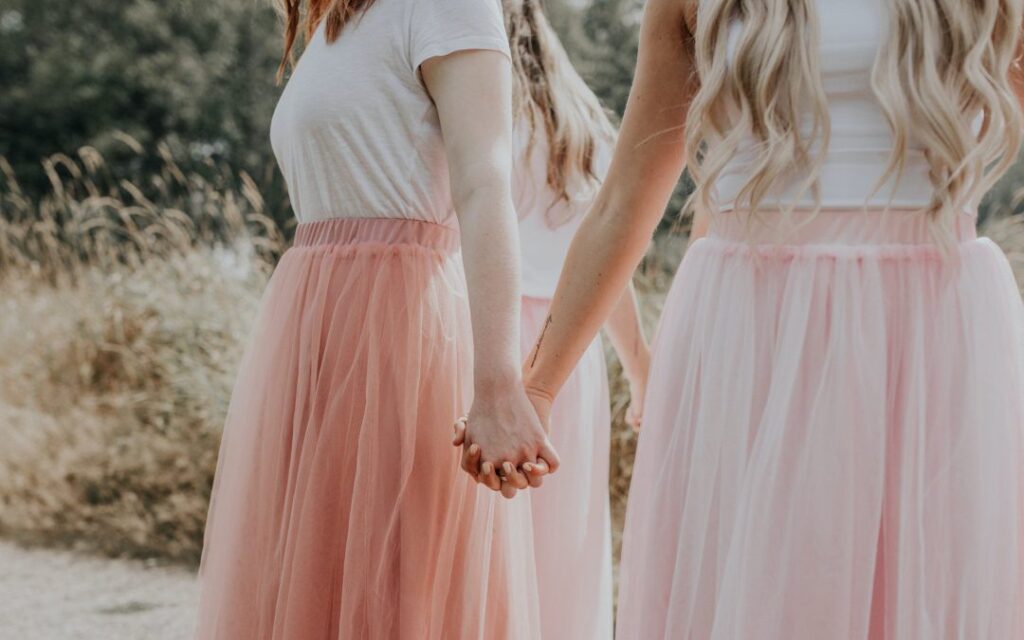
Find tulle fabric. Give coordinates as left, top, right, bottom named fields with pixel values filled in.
left=195, top=218, right=541, bottom=640
left=617, top=209, right=1024, bottom=640
left=520, top=297, right=614, bottom=640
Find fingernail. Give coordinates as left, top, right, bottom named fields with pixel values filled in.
left=503, top=462, right=513, bottom=475
left=522, top=463, right=533, bottom=472
left=469, top=444, right=479, bottom=455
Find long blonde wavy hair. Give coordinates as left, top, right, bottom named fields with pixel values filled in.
left=504, top=0, right=616, bottom=226
left=685, top=0, right=1024, bottom=239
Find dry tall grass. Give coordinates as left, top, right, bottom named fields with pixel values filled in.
left=1, top=139, right=1023, bottom=566
left=0, top=138, right=281, bottom=562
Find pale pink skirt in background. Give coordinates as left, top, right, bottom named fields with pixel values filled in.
left=617, top=210, right=1024, bottom=639
left=194, top=218, right=541, bottom=639
left=520, top=297, right=614, bottom=640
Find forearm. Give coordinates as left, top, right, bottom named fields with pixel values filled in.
left=522, top=0, right=696, bottom=402
left=604, top=281, right=650, bottom=383
left=524, top=198, right=655, bottom=400
left=458, top=187, right=523, bottom=392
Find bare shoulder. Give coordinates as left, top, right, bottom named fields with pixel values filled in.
left=646, top=0, right=698, bottom=41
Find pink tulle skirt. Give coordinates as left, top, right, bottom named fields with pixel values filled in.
left=617, top=210, right=1024, bottom=639
left=194, top=218, right=540, bottom=640
left=520, top=297, right=614, bottom=640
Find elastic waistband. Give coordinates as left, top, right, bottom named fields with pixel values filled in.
left=293, top=218, right=460, bottom=252
left=710, top=209, right=977, bottom=247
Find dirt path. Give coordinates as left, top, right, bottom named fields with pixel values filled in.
left=0, top=541, right=198, bottom=640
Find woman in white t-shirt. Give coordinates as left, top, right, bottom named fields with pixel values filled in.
left=504, top=1, right=650, bottom=637
left=193, top=0, right=556, bottom=637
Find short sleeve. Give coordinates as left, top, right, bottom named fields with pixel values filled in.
left=408, top=0, right=511, bottom=72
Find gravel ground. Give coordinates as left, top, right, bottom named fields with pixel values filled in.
left=0, top=541, right=199, bottom=640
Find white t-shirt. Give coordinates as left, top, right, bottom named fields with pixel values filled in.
left=270, top=0, right=510, bottom=226
left=513, top=124, right=613, bottom=299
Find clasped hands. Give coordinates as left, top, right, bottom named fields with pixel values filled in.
left=452, top=384, right=560, bottom=500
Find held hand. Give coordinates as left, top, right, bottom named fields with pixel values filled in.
left=625, top=373, right=647, bottom=433
left=621, top=341, right=651, bottom=433
left=452, top=421, right=554, bottom=492
left=453, top=383, right=560, bottom=499
left=522, top=387, right=554, bottom=489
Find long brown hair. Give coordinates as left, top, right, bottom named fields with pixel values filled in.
left=275, top=0, right=376, bottom=81
left=504, top=0, right=616, bottom=224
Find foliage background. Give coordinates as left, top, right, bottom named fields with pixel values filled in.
left=1, top=0, right=1023, bottom=567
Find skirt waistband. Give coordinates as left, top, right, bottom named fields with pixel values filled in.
left=710, top=209, right=978, bottom=247
left=293, top=218, right=460, bottom=252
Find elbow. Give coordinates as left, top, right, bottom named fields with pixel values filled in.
left=451, top=166, right=514, bottom=228
left=583, top=193, right=656, bottom=251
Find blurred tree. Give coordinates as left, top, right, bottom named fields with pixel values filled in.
left=547, top=0, right=641, bottom=118
left=0, top=0, right=287, bottom=218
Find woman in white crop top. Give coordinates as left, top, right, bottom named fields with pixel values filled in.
left=194, top=0, right=556, bottom=637
left=501, top=0, right=1024, bottom=638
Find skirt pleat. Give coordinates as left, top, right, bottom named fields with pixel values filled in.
left=195, top=218, right=541, bottom=640
left=617, top=210, right=1024, bottom=640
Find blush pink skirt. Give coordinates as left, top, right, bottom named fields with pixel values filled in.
left=617, top=210, right=1024, bottom=639
left=520, top=297, right=614, bottom=640
left=194, top=218, right=541, bottom=640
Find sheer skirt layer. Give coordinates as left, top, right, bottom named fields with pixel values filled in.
left=195, top=218, right=540, bottom=640
left=521, top=297, right=614, bottom=640
left=617, top=210, right=1024, bottom=640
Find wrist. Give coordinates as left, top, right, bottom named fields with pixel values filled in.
left=622, top=346, right=651, bottom=383
left=620, top=361, right=645, bottom=385
left=522, top=370, right=555, bottom=405
left=473, top=365, right=521, bottom=399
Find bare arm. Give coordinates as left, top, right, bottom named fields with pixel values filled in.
left=421, top=49, right=558, bottom=497
left=522, top=0, right=699, bottom=409
left=604, top=282, right=649, bottom=383
left=603, top=282, right=651, bottom=429
left=689, top=207, right=711, bottom=245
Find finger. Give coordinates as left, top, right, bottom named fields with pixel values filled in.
left=502, top=461, right=528, bottom=490
left=452, top=417, right=467, bottom=446
left=627, top=407, right=642, bottom=432
left=479, top=461, right=502, bottom=492
left=500, top=479, right=518, bottom=500
left=521, top=460, right=545, bottom=488
left=538, top=439, right=561, bottom=474
left=461, top=443, right=481, bottom=479
left=523, top=458, right=549, bottom=476
left=521, top=459, right=548, bottom=488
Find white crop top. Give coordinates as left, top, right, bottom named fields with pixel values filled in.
left=270, top=0, right=510, bottom=226
left=717, top=0, right=977, bottom=211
